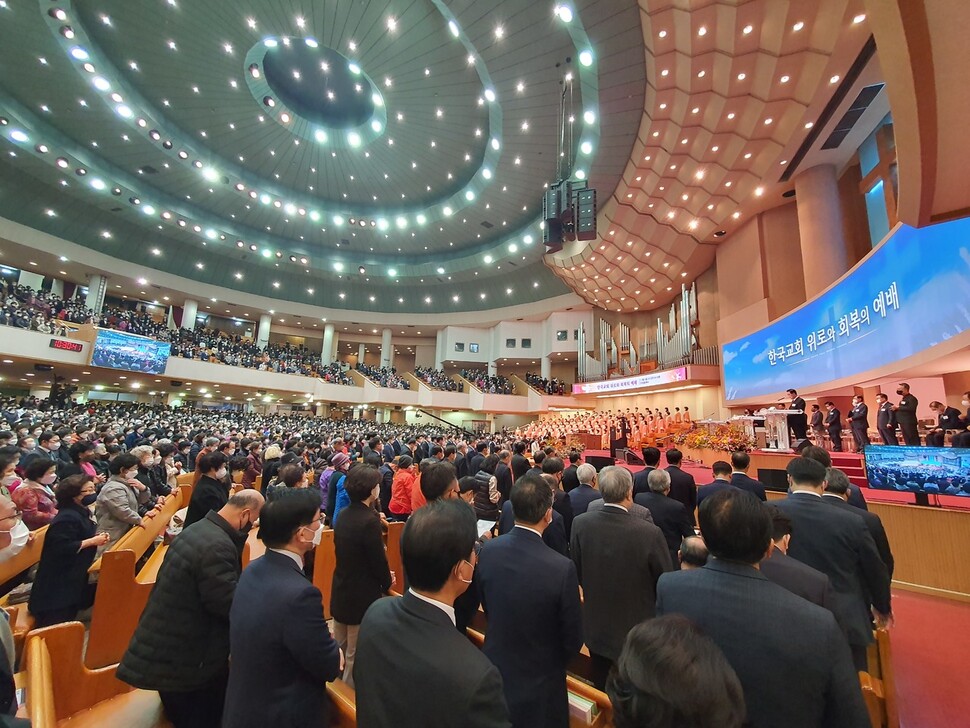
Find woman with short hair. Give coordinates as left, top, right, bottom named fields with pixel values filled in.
left=12, top=459, right=59, bottom=530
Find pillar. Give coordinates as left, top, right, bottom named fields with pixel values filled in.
left=322, top=323, right=335, bottom=364
left=380, top=328, right=393, bottom=370
left=256, top=314, right=272, bottom=350
left=435, top=330, right=444, bottom=370
left=85, top=274, right=107, bottom=314
left=541, top=355, right=551, bottom=380
left=47, top=278, right=64, bottom=298
left=358, top=343, right=366, bottom=366
left=488, top=361, right=497, bottom=376
left=17, top=271, right=44, bottom=290
left=182, top=299, right=198, bottom=331
left=794, top=164, right=850, bottom=298
left=332, top=332, right=340, bottom=361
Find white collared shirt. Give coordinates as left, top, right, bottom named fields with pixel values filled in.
left=408, top=588, right=456, bottom=626
left=792, top=489, right=823, bottom=498
left=513, top=524, right=544, bottom=538
left=269, top=548, right=304, bottom=569
left=603, top=503, right=628, bottom=512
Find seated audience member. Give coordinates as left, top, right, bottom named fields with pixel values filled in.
left=355, top=500, right=511, bottom=728
left=223, top=490, right=342, bottom=728
left=697, top=460, right=735, bottom=508
left=678, top=535, right=709, bottom=570
left=760, top=506, right=835, bottom=611
left=95, top=452, right=156, bottom=550
left=729, top=451, right=766, bottom=501
left=119, top=490, right=264, bottom=728
left=12, top=459, right=59, bottom=530
left=607, top=615, right=745, bottom=728
left=656, top=488, right=869, bottom=728
left=261, top=443, right=283, bottom=486
left=28, top=475, right=108, bottom=626
left=331, top=464, right=393, bottom=688
left=0, top=453, right=20, bottom=496
left=184, top=452, right=230, bottom=528
left=570, top=466, right=671, bottom=690
left=477, top=473, right=583, bottom=728
left=634, top=469, right=694, bottom=569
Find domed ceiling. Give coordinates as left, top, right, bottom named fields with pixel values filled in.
left=0, top=0, right=873, bottom=318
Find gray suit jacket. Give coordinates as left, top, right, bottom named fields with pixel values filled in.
left=657, top=559, right=869, bottom=728
left=570, top=507, right=671, bottom=660
left=586, top=497, right=653, bottom=524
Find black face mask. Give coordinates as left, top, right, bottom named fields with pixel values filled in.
left=80, top=494, right=97, bottom=506
left=239, top=518, right=254, bottom=536
left=896, top=389, right=905, bottom=395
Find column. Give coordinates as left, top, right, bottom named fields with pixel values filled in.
left=358, top=343, right=366, bottom=366
left=85, top=274, right=107, bottom=314
left=256, top=313, right=272, bottom=349
left=380, top=328, right=393, bottom=370
left=434, top=330, right=444, bottom=370
left=541, top=355, right=551, bottom=380
left=332, top=332, right=340, bottom=362
left=47, top=278, right=64, bottom=298
left=488, top=361, right=497, bottom=376
left=321, top=323, right=335, bottom=364
left=794, top=165, right=850, bottom=298
left=182, top=299, right=198, bottom=331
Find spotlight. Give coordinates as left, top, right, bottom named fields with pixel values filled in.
left=358, top=265, right=366, bottom=275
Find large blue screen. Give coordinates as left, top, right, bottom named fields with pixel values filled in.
left=91, top=329, right=171, bottom=375
left=722, top=216, right=970, bottom=401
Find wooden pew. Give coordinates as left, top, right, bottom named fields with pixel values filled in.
left=0, top=525, right=48, bottom=660
left=862, top=628, right=898, bottom=728
left=85, top=485, right=190, bottom=669
left=327, top=679, right=356, bottom=728
left=175, top=471, right=193, bottom=488
left=25, top=622, right=171, bottom=728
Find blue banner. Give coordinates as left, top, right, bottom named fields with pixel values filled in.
left=722, top=217, right=970, bottom=401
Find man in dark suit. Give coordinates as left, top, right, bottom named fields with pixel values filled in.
left=892, top=382, right=920, bottom=446
left=926, top=401, right=964, bottom=447
left=510, top=442, right=530, bottom=482
left=800, top=445, right=868, bottom=511
left=586, top=496, right=654, bottom=524
left=560, top=451, right=580, bottom=492
left=632, top=446, right=661, bottom=497
left=468, top=442, right=488, bottom=477
left=697, top=460, right=737, bottom=508
left=477, top=474, right=583, bottom=728
left=497, top=498, right=567, bottom=556
left=571, top=466, right=671, bottom=690
left=875, top=393, right=898, bottom=445
left=223, top=490, right=342, bottom=728
left=634, top=469, right=694, bottom=569
left=656, top=488, right=869, bottom=728
left=354, top=501, right=512, bottom=728
left=494, top=450, right=514, bottom=503
left=847, top=396, right=870, bottom=452
left=729, top=451, right=766, bottom=501
left=787, top=388, right=808, bottom=440
left=541, top=457, right=574, bottom=540
left=760, top=506, right=835, bottom=612
left=663, top=449, right=697, bottom=524
left=824, top=401, right=843, bottom=451
left=823, top=468, right=894, bottom=579
left=810, top=404, right=825, bottom=444
left=774, top=457, right=891, bottom=671
left=566, top=463, right=600, bottom=516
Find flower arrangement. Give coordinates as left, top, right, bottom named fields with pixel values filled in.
left=671, top=424, right=755, bottom=453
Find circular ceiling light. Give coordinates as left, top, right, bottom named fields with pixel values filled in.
left=579, top=50, right=593, bottom=66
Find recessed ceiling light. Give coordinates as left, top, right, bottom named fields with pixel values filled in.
left=792, top=21, right=804, bottom=31
left=853, top=14, right=866, bottom=24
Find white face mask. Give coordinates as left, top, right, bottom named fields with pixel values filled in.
left=153, top=456, right=161, bottom=465
left=963, top=400, right=970, bottom=407
left=125, top=469, right=138, bottom=480
left=215, top=467, right=228, bottom=480
left=47, top=442, right=61, bottom=450
left=0, top=520, right=30, bottom=562
left=304, top=523, right=322, bottom=547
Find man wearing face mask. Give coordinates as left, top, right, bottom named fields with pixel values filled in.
left=891, top=383, right=920, bottom=446
left=952, top=392, right=970, bottom=448
left=118, top=489, right=264, bottom=728
left=19, top=431, right=62, bottom=475
left=223, top=490, right=343, bottom=728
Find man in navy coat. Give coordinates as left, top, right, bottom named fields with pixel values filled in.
left=477, top=473, right=583, bottom=728
left=223, top=490, right=342, bottom=728
left=729, top=451, right=767, bottom=501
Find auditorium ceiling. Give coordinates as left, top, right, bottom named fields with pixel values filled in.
left=0, top=0, right=876, bottom=318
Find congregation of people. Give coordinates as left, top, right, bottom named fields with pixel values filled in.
left=461, top=369, right=515, bottom=395
left=0, top=391, right=897, bottom=728
left=413, top=367, right=464, bottom=392
left=354, top=364, right=410, bottom=390
left=524, top=372, right=569, bottom=396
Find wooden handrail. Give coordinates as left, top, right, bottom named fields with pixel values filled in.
left=327, top=679, right=357, bottom=728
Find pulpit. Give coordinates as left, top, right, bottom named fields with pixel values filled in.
left=570, top=432, right=602, bottom=451
left=763, top=410, right=801, bottom=451
left=732, top=416, right=759, bottom=444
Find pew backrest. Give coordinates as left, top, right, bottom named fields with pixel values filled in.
left=327, top=679, right=356, bottom=728
left=0, top=525, right=47, bottom=600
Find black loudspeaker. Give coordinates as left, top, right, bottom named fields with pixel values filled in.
left=34, top=364, right=54, bottom=372
left=618, top=448, right=644, bottom=466
left=793, top=438, right=813, bottom=453
left=914, top=490, right=931, bottom=507
left=170, top=380, right=183, bottom=387
left=584, top=455, right=614, bottom=470
left=575, top=188, right=597, bottom=240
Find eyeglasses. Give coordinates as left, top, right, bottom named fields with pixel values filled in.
left=0, top=510, right=23, bottom=523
